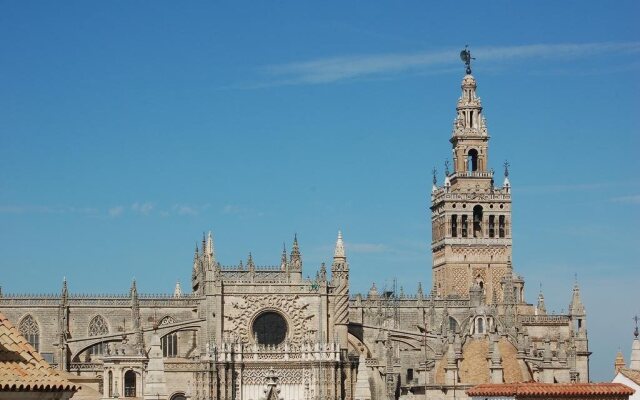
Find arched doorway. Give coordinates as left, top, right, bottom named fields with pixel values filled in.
left=124, top=370, right=136, bottom=397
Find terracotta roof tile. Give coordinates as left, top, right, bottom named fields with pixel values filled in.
left=467, top=382, right=635, bottom=397
left=620, top=368, right=640, bottom=386
left=0, top=312, right=79, bottom=392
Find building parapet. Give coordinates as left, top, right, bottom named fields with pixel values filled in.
left=519, top=314, right=570, bottom=325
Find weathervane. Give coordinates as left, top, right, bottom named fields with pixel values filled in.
left=444, top=160, right=450, bottom=176
left=460, top=45, right=475, bottom=75
left=634, top=315, right=639, bottom=338
left=504, top=160, right=510, bottom=178
left=432, top=167, right=437, bottom=186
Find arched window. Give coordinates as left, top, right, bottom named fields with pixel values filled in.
left=124, top=370, right=136, bottom=397
left=451, top=215, right=458, bottom=237
left=171, top=394, right=187, bottom=400
left=461, top=215, right=468, bottom=237
left=88, top=315, right=109, bottom=356
left=449, top=317, right=458, bottom=333
left=19, top=315, right=40, bottom=351
left=489, top=215, right=495, bottom=238
left=161, top=332, right=178, bottom=358
left=108, top=371, right=113, bottom=397
left=499, top=216, right=506, bottom=238
left=473, top=205, right=483, bottom=238
left=477, top=318, right=484, bottom=334
left=467, top=149, right=479, bottom=172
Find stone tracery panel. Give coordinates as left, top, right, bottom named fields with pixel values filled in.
left=224, top=295, right=312, bottom=345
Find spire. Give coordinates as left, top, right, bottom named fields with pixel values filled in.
left=615, top=349, right=626, bottom=374
left=537, top=284, right=546, bottom=315
left=61, top=277, right=68, bottom=301
left=247, top=252, right=255, bottom=272
left=569, top=278, right=585, bottom=316
left=417, top=282, right=424, bottom=299
left=289, top=234, right=302, bottom=272
left=130, top=279, right=138, bottom=298
left=280, top=243, right=288, bottom=271
left=204, top=230, right=215, bottom=268
left=173, top=281, right=182, bottom=297
left=334, top=230, right=345, bottom=259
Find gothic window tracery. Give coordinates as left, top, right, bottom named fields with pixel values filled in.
left=19, top=315, right=40, bottom=351
left=88, top=315, right=109, bottom=356
left=161, top=332, right=178, bottom=357
left=159, top=316, right=175, bottom=326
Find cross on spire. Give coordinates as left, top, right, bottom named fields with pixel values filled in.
left=504, top=160, right=510, bottom=178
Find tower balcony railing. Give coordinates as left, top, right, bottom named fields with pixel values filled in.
left=433, top=237, right=511, bottom=247
left=451, top=171, right=494, bottom=179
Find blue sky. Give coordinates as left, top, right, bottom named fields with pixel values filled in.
left=0, top=1, right=638, bottom=381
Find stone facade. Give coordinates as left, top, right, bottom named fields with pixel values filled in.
left=0, top=64, right=590, bottom=400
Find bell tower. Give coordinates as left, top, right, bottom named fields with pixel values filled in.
left=430, top=48, right=516, bottom=302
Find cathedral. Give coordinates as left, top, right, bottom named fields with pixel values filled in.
left=0, top=56, right=590, bottom=400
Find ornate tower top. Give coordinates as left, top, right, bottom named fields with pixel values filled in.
left=334, top=230, right=345, bottom=259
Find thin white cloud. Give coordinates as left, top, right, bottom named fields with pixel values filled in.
left=108, top=206, right=124, bottom=217
left=172, top=203, right=210, bottom=216
left=611, top=195, right=640, bottom=204
left=260, top=42, right=640, bottom=86
left=348, top=243, right=388, bottom=254
left=131, top=202, right=154, bottom=216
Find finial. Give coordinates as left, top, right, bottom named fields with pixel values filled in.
left=444, top=160, right=450, bottom=176
left=460, top=45, right=474, bottom=75
left=432, top=167, right=437, bottom=186
left=334, top=230, right=345, bottom=258
left=634, top=315, right=639, bottom=338
left=504, top=160, right=510, bottom=178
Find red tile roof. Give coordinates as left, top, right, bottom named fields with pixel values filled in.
left=0, top=312, right=79, bottom=392
left=467, top=382, right=635, bottom=397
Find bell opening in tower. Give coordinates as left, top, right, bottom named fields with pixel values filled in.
left=473, top=205, right=483, bottom=238
left=468, top=149, right=479, bottom=172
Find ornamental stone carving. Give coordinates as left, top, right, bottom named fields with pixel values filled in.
left=223, top=294, right=312, bottom=345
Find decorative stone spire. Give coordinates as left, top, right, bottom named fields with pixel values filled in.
left=289, top=234, right=302, bottom=281
left=173, top=281, right=182, bottom=297
left=537, top=285, right=547, bottom=315
left=417, top=282, right=424, bottom=299
left=205, top=230, right=215, bottom=268
left=247, top=253, right=255, bottom=272
left=130, top=279, right=144, bottom=354
left=569, top=279, right=585, bottom=316
left=334, top=230, right=345, bottom=259
left=61, top=277, right=68, bottom=302
left=280, top=243, right=287, bottom=271
left=615, top=350, right=626, bottom=374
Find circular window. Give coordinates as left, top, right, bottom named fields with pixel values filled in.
left=252, top=312, right=287, bottom=345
